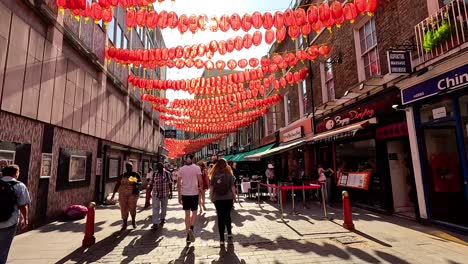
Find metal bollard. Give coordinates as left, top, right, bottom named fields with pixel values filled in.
left=257, top=182, right=261, bottom=205
left=279, top=185, right=284, bottom=222
left=82, top=202, right=96, bottom=247
left=342, top=191, right=355, bottom=230
left=144, top=184, right=151, bottom=208
left=321, top=183, right=328, bottom=218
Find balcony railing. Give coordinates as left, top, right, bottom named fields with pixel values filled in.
left=415, top=0, right=468, bottom=65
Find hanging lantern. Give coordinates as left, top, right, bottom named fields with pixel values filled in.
left=218, top=40, right=227, bottom=55
left=288, top=25, right=300, bottom=40
left=265, top=29, right=275, bottom=44
left=274, top=11, right=284, bottom=29
left=249, top=58, right=259, bottom=68
left=56, top=0, right=67, bottom=12
left=219, top=15, right=230, bottom=32
left=91, top=3, right=103, bottom=24
left=102, top=8, right=113, bottom=26
left=136, top=9, right=146, bottom=27
left=98, top=0, right=110, bottom=9
left=276, top=27, right=286, bottom=42
left=319, top=3, right=331, bottom=23
left=263, top=12, right=274, bottom=29
left=158, top=10, right=168, bottom=29
left=243, top=33, right=253, bottom=49
left=355, top=0, right=367, bottom=14
left=230, top=13, right=241, bottom=31
left=252, top=31, right=262, bottom=46
left=301, top=23, right=311, bottom=36
left=167, top=11, right=179, bottom=29
left=324, top=18, right=335, bottom=31
left=307, top=5, right=319, bottom=24
left=194, top=59, right=204, bottom=69
left=234, top=36, right=243, bottom=51
left=330, top=1, right=343, bottom=20
left=295, top=8, right=307, bottom=26
left=307, top=46, right=319, bottom=60
left=209, top=16, right=218, bottom=32
left=251, top=11, right=263, bottom=29
left=178, top=14, right=189, bottom=33
left=198, top=15, right=208, bottom=31
left=241, top=14, right=252, bottom=31
left=318, top=45, right=330, bottom=56
left=283, top=8, right=296, bottom=26
left=311, top=21, right=323, bottom=33
left=226, top=39, right=235, bottom=52
left=147, top=10, right=159, bottom=29
left=238, top=59, right=248, bottom=69
left=216, top=60, right=226, bottom=70
left=335, top=15, right=345, bottom=27
left=343, top=3, right=358, bottom=23
left=188, top=15, right=198, bottom=34
left=367, top=0, right=379, bottom=16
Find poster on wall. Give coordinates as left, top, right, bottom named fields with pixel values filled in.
left=69, top=155, right=87, bottom=182
left=0, top=150, right=15, bottom=170
left=41, top=153, right=52, bottom=178
left=337, top=172, right=371, bottom=190
left=96, top=158, right=103, bottom=176
left=109, top=159, right=119, bottom=178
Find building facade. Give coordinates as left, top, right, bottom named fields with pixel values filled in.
left=0, top=0, right=165, bottom=228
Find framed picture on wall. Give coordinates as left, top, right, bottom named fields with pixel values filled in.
left=143, top=161, right=149, bottom=175
left=96, top=158, right=103, bottom=176
left=109, top=158, right=120, bottom=179
left=0, top=150, right=15, bottom=170
left=40, top=153, right=53, bottom=178
left=69, top=155, right=87, bottom=182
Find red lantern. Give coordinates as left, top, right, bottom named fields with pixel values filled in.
left=216, top=60, right=226, bottom=70
left=330, top=1, right=343, bottom=20
left=274, top=11, right=284, bottom=29
left=301, top=23, right=311, bottom=36
left=265, top=29, right=275, bottom=44
left=319, top=3, right=331, bottom=23
left=276, top=27, right=286, bottom=42
left=319, top=45, right=330, bottom=56
left=167, top=11, right=179, bottom=29
left=56, top=0, right=67, bottom=10
left=230, top=13, right=241, bottom=31
left=344, top=3, right=358, bottom=23
left=251, top=11, right=263, bottom=29
left=234, top=36, right=243, bottom=51
left=188, top=15, right=198, bottom=34
left=249, top=58, right=259, bottom=68
left=158, top=10, right=168, bottom=29
left=136, top=9, right=146, bottom=27
left=295, top=8, right=307, bottom=26
left=241, top=14, right=252, bottom=31
left=226, top=39, right=235, bottom=52
left=288, top=26, right=300, bottom=40
left=367, top=0, right=379, bottom=15
left=219, top=15, right=230, bottom=32
left=307, top=46, right=319, bottom=60
left=178, top=14, right=189, bottom=33
left=283, top=9, right=296, bottom=26
left=307, top=5, right=319, bottom=24
left=91, top=3, right=103, bottom=24
left=252, top=31, right=262, bottom=46
left=355, top=0, right=367, bottom=14
left=263, top=12, right=274, bottom=29
left=147, top=10, right=158, bottom=28
left=218, top=40, right=227, bottom=55
left=194, top=59, right=204, bottom=69
left=102, top=8, right=113, bottom=26
left=243, top=34, right=253, bottom=49
left=238, top=59, right=248, bottom=69
left=311, top=21, right=323, bottom=33
left=198, top=15, right=208, bottom=31
left=98, top=0, right=110, bottom=9
left=209, top=40, right=218, bottom=53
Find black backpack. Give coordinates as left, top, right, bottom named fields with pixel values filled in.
left=214, top=173, right=231, bottom=196
left=0, top=180, right=18, bottom=222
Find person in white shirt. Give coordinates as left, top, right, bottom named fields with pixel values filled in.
left=177, top=154, right=203, bottom=243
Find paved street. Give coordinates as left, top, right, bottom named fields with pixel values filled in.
left=8, top=193, right=468, bottom=264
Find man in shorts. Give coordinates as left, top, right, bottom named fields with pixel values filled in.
left=178, top=154, right=203, bottom=243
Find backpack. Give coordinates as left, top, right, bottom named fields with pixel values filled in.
left=0, top=180, right=18, bottom=222
left=214, top=173, right=231, bottom=196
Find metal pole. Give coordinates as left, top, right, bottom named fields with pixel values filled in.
left=308, top=59, right=316, bottom=133
left=302, top=182, right=307, bottom=209
left=292, top=188, right=297, bottom=215
left=257, top=181, right=260, bottom=205
left=279, top=185, right=284, bottom=222
left=321, top=183, right=328, bottom=218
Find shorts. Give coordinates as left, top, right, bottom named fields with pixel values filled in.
left=182, top=195, right=199, bottom=211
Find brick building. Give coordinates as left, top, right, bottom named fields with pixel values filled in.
left=0, top=0, right=165, bottom=228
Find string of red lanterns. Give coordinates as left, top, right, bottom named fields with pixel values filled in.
left=165, top=135, right=224, bottom=159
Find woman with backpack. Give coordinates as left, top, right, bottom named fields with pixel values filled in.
left=209, top=159, right=237, bottom=246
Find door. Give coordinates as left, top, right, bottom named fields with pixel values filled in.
left=387, top=140, right=416, bottom=218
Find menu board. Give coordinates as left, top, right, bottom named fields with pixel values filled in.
left=337, top=171, right=371, bottom=190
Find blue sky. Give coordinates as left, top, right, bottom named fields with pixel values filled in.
left=154, top=0, right=295, bottom=101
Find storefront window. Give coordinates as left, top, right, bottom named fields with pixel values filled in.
left=459, top=95, right=468, bottom=160
left=419, top=97, right=453, bottom=123
left=336, top=139, right=376, bottom=173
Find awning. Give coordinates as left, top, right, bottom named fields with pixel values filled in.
left=308, top=118, right=377, bottom=143
left=244, top=140, right=305, bottom=161
left=223, top=154, right=234, bottom=161
left=224, top=143, right=275, bottom=162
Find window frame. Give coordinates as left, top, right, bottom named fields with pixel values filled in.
left=353, top=17, right=381, bottom=82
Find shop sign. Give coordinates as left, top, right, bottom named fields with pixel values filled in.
left=322, top=108, right=375, bottom=132
left=432, top=107, right=447, bottom=119
left=402, top=64, right=468, bottom=104
left=164, top=129, right=177, bottom=139
left=387, top=50, right=412, bottom=74
left=283, top=126, right=303, bottom=142
left=376, top=122, right=408, bottom=140
left=41, top=153, right=53, bottom=178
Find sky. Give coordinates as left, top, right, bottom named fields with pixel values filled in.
left=154, top=0, right=295, bottom=101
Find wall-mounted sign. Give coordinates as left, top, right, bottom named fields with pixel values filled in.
left=432, top=106, right=447, bottom=120
left=283, top=126, right=304, bottom=142
left=387, top=50, right=412, bottom=74
left=41, top=153, right=53, bottom=178
left=376, top=122, right=408, bottom=140
left=96, top=158, right=103, bottom=176
left=164, top=130, right=177, bottom=139
left=337, top=171, right=371, bottom=190
left=402, top=64, right=468, bottom=104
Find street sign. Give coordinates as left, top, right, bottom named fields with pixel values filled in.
left=387, top=50, right=412, bottom=74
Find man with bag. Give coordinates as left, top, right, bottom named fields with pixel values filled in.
left=0, top=164, right=31, bottom=264
left=150, top=162, right=173, bottom=230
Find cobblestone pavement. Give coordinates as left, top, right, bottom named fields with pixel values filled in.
left=8, top=193, right=468, bottom=264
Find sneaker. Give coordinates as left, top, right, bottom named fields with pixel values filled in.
left=186, top=233, right=190, bottom=243
left=188, top=229, right=195, bottom=242
left=151, top=224, right=158, bottom=230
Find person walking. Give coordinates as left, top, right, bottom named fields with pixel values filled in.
left=0, top=164, right=31, bottom=264
left=317, top=164, right=334, bottom=204
left=111, top=162, right=142, bottom=231
left=150, top=163, right=172, bottom=230
left=265, top=164, right=277, bottom=202
left=178, top=154, right=203, bottom=243
left=209, top=159, right=237, bottom=246
left=197, top=161, right=209, bottom=214
left=146, top=167, right=154, bottom=183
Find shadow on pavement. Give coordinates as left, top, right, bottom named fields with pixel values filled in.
left=211, top=244, right=246, bottom=264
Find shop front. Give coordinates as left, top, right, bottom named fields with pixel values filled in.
left=310, top=89, right=416, bottom=217
left=401, top=63, right=468, bottom=229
